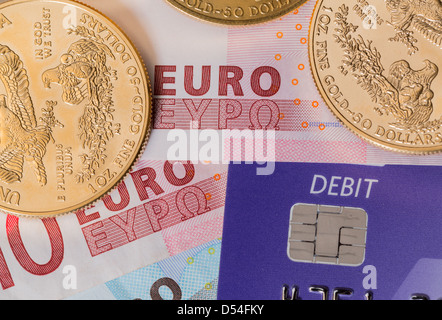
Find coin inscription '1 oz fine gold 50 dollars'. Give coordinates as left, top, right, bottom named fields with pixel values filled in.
left=309, top=0, right=442, bottom=154
left=166, top=0, right=309, bottom=25
left=0, top=0, right=151, bottom=217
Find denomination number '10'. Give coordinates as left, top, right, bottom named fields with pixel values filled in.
left=0, top=216, right=63, bottom=290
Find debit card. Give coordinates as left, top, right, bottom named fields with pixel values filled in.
left=218, top=162, right=442, bottom=300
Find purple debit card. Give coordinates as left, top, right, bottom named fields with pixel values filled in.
left=218, top=162, right=442, bottom=300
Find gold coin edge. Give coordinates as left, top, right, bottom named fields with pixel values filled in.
left=165, top=0, right=310, bottom=26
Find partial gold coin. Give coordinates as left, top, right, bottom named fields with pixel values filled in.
left=309, top=0, right=442, bottom=154
left=166, top=0, right=309, bottom=25
left=0, top=0, right=151, bottom=217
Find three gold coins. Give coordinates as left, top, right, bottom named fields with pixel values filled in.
left=1, top=0, right=440, bottom=218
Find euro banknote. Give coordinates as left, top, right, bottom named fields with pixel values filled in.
left=68, top=237, right=221, bottom=300
left=80, top=0, right=442, bottom=166
left=0, top=157, right=227, bottom=299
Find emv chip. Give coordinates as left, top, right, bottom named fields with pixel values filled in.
left=287, top=204, right=367, bottom=266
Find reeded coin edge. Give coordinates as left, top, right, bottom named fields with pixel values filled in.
left=0, top=0, right=153, bottom=218
left=307, top=0, right=442, bottom=156
left=165, top=0, right=310, bottom=26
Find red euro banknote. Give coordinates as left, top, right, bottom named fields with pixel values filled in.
left=85, top=0, right=442, bottom=166
left=0, top=158, right=226, bottom=299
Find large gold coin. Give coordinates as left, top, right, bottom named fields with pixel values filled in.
left=0, top=0, right=151, bottom=217
left=309, top=0, right=442, bottom=154
left=166, top=0, right=309, bottom=25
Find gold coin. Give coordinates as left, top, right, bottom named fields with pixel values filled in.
left=309, top=0, right=442, bottom=154
left=165, top=0, right=309, bottom=25
left=0, top=0, right=151, bottom=217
